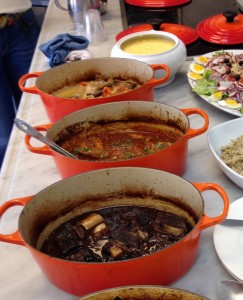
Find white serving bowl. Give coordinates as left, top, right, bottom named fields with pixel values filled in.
left=110, top=30, right=187, bottom=87
left=208, top=117, right=243, bottom=189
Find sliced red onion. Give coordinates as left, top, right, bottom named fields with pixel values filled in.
left=228, top=91, right=238, bottom=97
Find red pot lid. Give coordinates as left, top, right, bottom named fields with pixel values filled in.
left=116, top=24, right=152, bottom=41
left=196, top=11, right=243, bottom=45
left=159, top=23, right=198, bottom=45
left=125, top=0, right=191, bottom=8
left=116, top=23, right=198, bottom=45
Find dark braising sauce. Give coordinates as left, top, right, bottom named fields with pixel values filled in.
left=41, top=206, right=193, bottom=262
left=57, top=121, right=184, bottom=161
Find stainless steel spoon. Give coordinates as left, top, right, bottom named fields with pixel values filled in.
left=14, top=118, right=77, bottom=159
left=218, top=280, right=243, bottom=300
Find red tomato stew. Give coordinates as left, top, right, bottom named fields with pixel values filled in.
left=56, top=120, right=185, bottom=161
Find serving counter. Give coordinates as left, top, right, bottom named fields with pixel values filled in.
left=0, top=1, right=242, bottom=299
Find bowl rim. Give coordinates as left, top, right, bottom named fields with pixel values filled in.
left=207, top=118, right=243, bottom=180
left=80, top=284, right=209, bottom=299
left=115, top=30, right=180, bottom=57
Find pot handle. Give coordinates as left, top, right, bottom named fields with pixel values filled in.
left=18, top=72, right=43, bottom=94
left=147, top=64, right=170, bottom=87
left=0, top=196, right=33, bottom=246
left=193, top=182, right=229, bottom=230
left=181, top=108, right=209, bottom=140
left=25, top=124, right=54, bottom=156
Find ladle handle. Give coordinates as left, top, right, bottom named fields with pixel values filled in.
left=14, top=118, right=77, bottom=159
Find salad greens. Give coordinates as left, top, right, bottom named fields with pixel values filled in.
left=202, top=69, right=212, bottom=79
left=192, top=78, right=217, bottom=96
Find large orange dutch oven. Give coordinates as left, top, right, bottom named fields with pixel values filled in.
left=0, top=168, right=229, bottom=296
left=23, top=101, right=209, bottom=178
left=18, top=57, right=170, bottom=122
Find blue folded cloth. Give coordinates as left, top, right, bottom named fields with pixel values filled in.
left=39, top=33, right=89, bottom=67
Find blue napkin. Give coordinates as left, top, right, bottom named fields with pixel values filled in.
left=39, top=33, right=89, bottom=67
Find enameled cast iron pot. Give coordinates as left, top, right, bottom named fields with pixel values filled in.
left=18, top=57, right=170, bottom=122
left=80, top=285, right=208, bottom=300
left=0, top=167, right=229, bottom=296
left=24, top=101, right=209, bottom=178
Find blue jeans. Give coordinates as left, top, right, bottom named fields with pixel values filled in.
left=0, top=9, right=40, bottom=167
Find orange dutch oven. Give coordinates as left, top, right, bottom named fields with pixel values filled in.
left=0, top=167, right=229, bottom=296
left=22, top=101, right=209, bottom=179
left=18, top=58, right=170, bottom=122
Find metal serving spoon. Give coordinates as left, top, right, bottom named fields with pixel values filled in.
left=14, top=118, right=77, bottom=159
left=218, top=280, right=243, bottom=300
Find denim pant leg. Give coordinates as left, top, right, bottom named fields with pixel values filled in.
left=0, top=9, right=40, bottom=167
left=4, top=9, right=40, bottom=109
left=0, top=61, right=15, bottom=166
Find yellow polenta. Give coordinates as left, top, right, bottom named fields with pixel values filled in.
left=121, top=35, right=175, bottom=55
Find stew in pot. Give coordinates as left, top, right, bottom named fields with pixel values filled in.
left=51, top=75, right=142, bottom=99
left=41, top=204, right=193, bottom=262
left=56, top=120, right=185, bottom=161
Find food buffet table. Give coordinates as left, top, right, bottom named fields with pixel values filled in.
left=0, top=0, right=242, bottom=299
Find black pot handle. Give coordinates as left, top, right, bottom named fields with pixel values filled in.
left=223, top=11, right=238, bottom=23
left=145, top=17, right=162, bottom=30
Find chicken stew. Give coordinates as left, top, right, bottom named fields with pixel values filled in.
left=51, top=76, right=142, bottom=99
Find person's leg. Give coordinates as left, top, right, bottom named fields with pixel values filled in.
left=0, top=9, right=40, bottom=167
left=5, top=9, right=40, bottom=110
left=0, top=57, right=15, bottom=167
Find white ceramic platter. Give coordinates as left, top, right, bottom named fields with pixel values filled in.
left=214, top=198, right=243, bottom=282
left=187, top=49, right=243, bottom=118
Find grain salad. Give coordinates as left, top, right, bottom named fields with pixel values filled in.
left=221, top=135, right=243, bottom=176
